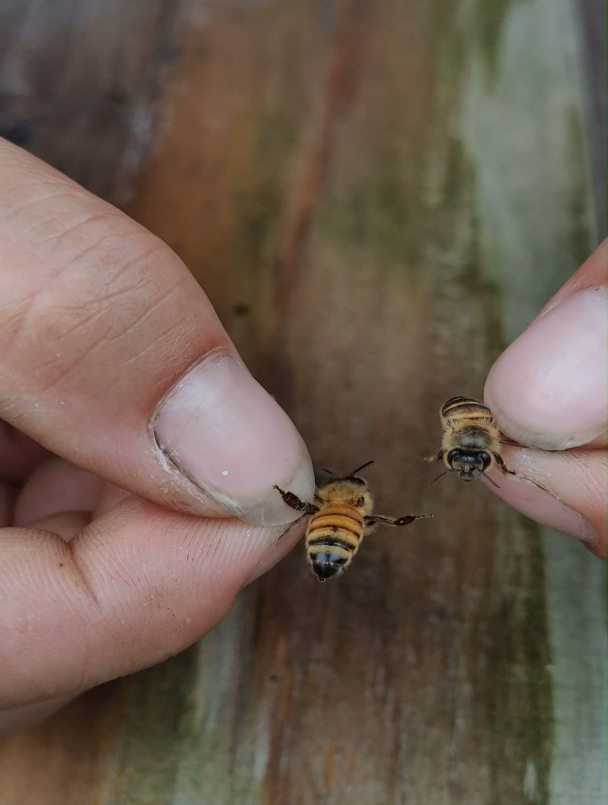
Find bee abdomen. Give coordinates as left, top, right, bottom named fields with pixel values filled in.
left=307, top=535, right=357, bottom=552
left=306, top=507, right=363, bottom=582
left=441, top=396, right=492, bottom=423
left=307, top=521, right=362, bottom=554
left=308, top=510, right=362, bottom=533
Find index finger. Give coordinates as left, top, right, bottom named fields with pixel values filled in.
left=0, top=497, right=304, bottom=710
left=483, top=445, right=607, bottom=559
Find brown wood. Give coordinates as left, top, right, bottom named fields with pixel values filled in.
left=0, top=0, right=605, bottom=802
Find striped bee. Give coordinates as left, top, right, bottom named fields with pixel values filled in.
left=274, top=461, right=430, bottom=582
left=431, top=396, right=516, bottom=486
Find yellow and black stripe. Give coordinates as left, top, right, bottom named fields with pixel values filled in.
left=305, top=506, right=365, bottom=581
left=441, top=396, right=493, bottom=426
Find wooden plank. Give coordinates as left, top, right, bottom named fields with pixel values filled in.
left=0, top=0, right=186, bottom=202
left=576, top=0, right=607, bottom=234
left=0, top=0, right=604, bottom=803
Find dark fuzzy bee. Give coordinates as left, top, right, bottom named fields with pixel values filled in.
left=274, top=461, right=430, bottom=581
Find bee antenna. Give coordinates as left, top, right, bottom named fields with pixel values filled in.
left=428, top=470, right=448, bottom=487
left=484, top=474, right=501, bottom=489
left=321, top=467, right=336, bottom=476
left=349, top=460, right=374, bottom=476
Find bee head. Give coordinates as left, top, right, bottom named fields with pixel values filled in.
left=341, top=475, right=366, bottom=486
left=447, top=449, right=492, bottom=480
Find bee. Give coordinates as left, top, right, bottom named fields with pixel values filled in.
left=274, top=461, right=431, bottom=582
left=431, top=396, right=516, bottom=486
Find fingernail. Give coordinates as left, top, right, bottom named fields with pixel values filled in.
left=485, top=287, right=607, bottom=449
left=153, top=351, right=315, bottom=526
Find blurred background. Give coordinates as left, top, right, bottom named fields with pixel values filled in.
left=0, top=1, right=605, bottom=803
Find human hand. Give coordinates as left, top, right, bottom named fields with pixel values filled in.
left=483, top=240, right=607, bottom=558
left=0, top=139, right=314, bottom=731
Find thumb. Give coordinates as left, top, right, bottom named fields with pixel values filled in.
left=0, top=139, right=314, bottom=525
left=485, top=241, right=607, bottom=450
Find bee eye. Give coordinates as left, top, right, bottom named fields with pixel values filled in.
left=480, top=452, right=492, bottom=470
left=356, top=496, right=365, bottom=507
left=447, top=449, right=460, bottom=464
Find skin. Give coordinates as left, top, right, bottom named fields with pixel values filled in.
left=484, top=240, right=607, bottom=558
left=0, top=140, right=314, bottom=732
left=0, top=139, right=604, bottom=731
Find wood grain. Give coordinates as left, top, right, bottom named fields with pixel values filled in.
left=0, top=0, right=186, bottom=202
left=0, top=0, right=605, bottom=803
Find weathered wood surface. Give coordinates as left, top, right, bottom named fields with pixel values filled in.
left=576, top=0, right=607, bottom=233
left=0, top=0, right=605, bottom=803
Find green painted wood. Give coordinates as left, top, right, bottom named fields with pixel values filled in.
left=0, top=0, right=604, bottom=803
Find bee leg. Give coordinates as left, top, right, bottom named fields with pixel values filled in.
left=273, top=485, right=319, bottom=514
left=423, top=450, right=445, bottom=464
left=498, top=433, right=522, bottom=447
left=365, top=513, right=433, bottom=527
left=493, top=453, right=516, bottom=476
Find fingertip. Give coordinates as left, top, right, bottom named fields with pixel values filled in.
left=244, top=518, right=307, bottom=584
left=485, top=287, right=607, bottom=450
